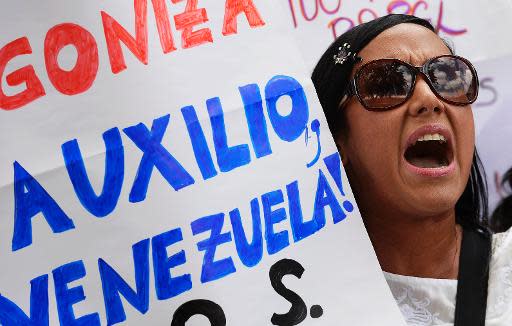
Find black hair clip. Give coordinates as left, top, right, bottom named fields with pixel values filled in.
left=333, top=43, right=362, bottom=65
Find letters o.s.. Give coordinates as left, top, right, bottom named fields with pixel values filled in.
left=44, top=23, right=99, bottom=95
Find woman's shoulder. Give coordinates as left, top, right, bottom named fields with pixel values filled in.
left=486, top=227, right=512, bottom=321
left=491, top=227, right=512, bottom=258
left=382, top=228, right=512, bottom=325
left=383, top=271, right=457, bottom=325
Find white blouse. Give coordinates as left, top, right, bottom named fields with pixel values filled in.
left=384, top=229, right=512, bottom=326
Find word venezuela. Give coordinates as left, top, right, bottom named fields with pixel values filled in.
left=0, top=0, right=265, bottom=110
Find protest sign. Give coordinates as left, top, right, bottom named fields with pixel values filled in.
left=0, top=1, right=405, bottom=325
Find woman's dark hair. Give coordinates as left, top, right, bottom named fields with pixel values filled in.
left=490, top=167, right=512, bottom=232
left=456, top=150, right=489, bottom=231
left=311, top=14, right=489, bottom=232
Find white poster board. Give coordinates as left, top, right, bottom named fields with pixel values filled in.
left=0, top=1, right=405, bottom=325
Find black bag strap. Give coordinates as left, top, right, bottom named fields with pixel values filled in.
left=454, top=227, right=492, bottom=326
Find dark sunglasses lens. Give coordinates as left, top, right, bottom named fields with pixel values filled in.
left=427, top=56, right=478, bottom=104
left=356, top=60, right=413, bottom=109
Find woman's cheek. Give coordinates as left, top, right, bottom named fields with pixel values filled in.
left=460, top=112, right=475, bottom=169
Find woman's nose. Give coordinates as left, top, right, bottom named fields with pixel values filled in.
left=407, top=76, right=446, bottom=116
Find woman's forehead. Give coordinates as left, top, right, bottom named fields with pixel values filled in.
left=356, top=23, right=450, bottom=66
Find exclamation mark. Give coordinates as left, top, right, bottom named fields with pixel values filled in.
left=323, top=153, right=354, bottom=213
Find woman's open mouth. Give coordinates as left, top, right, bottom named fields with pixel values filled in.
left=403, top=126, right=455, bottom=177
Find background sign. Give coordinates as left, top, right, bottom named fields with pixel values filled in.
left=0, top=1, right=406, bottom=325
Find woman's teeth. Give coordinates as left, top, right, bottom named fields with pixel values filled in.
left=415, top=133, right=446, bottom=143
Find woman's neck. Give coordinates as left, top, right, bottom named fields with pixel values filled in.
left=363, top=208, right=462, bottom=279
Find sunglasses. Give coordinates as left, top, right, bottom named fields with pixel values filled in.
left=344, top=55, right=479, bottom=111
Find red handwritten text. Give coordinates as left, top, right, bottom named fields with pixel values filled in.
left=285, top=0, right=467, bottom=41
left=0, top=0, right=265, bottom=111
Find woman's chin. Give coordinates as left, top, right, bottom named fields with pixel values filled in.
left=400, top=185, right=462, bottom=219
left=397, top=158, right=466, bottom=216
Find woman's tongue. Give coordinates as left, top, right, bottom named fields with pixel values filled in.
left=408, top=156, right=447, bottom=168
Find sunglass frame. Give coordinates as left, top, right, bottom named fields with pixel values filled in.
left=345, top=54, right=480, bottom=111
